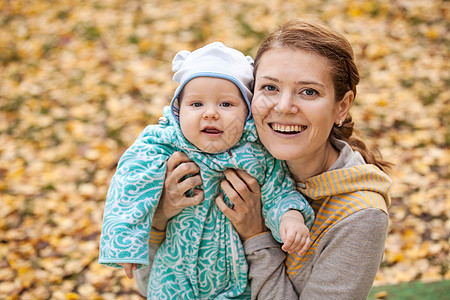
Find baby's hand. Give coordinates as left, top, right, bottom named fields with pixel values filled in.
left=118, top=263, right=138, bottom=279
left=280, top=210, right=310, bottom=255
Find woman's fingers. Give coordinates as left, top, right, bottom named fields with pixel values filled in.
left=180, top=188, right=204, bottom=208
left=178, top=172, right=202, bottom=195
left=220, top=177, right=244, bottom=210
left=222, top=169, right=260, bottom=207
left=219, top=169, right=266, bottom=241
left=165, top=152, right=202, bottom=200
left=167, top=153, right=202, bottom=198
left=223, top=169, right=249, bottom=201
left=152, top=152, right=203, bottom=231
left=215, top=193, right=236, bottom=220
left=167, top=152, right=200, bottom=182
left=232, top=169, right=260, bottom=194
left=166, top=151, right=192, bottom=172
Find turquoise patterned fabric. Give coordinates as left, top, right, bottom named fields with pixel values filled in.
left=99, top=106, right=314, bottom=299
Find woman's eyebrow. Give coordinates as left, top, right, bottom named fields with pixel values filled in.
left=296, top=81, right=326, bottom=89
left=259, top=75, right=325, bottom=88
left=259, top=75, right=280, bottom=82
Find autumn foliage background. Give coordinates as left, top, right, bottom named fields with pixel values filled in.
left=0, top=0, right=449, bottom=299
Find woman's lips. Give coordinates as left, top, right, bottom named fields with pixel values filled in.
left=270, top=123, right=307, bottom=134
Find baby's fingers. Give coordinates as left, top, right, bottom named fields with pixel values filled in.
left=281, top=231, right=297, bottom=253
left=297, top=235, right=311, bottom=255
left=122, top=263, right=137, bottom=279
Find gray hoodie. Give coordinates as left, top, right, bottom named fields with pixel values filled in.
left=244, top=140, right=391, bottom=300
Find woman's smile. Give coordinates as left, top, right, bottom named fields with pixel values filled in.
left=269, top=122, right=307, bottom=134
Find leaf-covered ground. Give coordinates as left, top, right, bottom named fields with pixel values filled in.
left=0, top=0, right=448, bottom=298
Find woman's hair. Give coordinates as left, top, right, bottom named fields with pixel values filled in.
left=254, top=18, right=392, bottom=172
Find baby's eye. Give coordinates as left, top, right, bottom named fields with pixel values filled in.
left=220, top=102, right=231, bottom=107
left=263, top=84, right=277, bottom=92
left=192, top=102, right=203, bottom=107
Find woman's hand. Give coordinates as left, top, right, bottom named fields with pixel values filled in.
left=152, top=152, right=204, bottom=231
left=216, top=169, right=267, bottom=241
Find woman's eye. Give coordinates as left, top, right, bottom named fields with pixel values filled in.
left=263, top=84, right=277, bottom=92
left=302, top=88, right=318, bottom=97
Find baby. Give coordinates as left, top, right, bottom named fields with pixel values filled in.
left=99, top=42, right=314, bottom=299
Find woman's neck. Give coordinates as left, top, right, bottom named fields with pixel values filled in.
left=286, top=142, right=339, bottom=182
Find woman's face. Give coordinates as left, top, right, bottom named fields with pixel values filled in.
left=252, top=47, right=344, bottom=162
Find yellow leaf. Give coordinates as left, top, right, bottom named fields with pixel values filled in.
left=374, top=291, right=388, bottom=299
left=17, top=266, right=35, bottom=288
left=421, top=266, right=443, bottom=283
left=426, top=28, right=439, bottom=39
left=65, top=292, right=80, bottom=300
left=348, top=7, right=362, bottom=17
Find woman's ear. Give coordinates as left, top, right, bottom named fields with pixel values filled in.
left=336, top=90, right=354, bottom=123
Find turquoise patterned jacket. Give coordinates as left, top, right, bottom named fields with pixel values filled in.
left=99, top=106, right=314, bottom=299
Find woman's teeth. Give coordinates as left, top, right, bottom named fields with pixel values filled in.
left=271, top=123, right=307, bottom=133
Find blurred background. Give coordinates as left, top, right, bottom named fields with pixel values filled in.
left=0, top=0, right=448, bottom=299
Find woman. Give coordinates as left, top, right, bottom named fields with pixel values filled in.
left=139, top=18, right=392, bottom=299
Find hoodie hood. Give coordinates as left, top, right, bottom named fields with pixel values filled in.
left=298, top=164, right=391, bottom=208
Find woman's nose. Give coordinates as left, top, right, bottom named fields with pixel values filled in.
left=274, top=92, right=298, bottom=114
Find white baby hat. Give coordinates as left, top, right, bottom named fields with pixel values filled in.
left=170, top=42, right=254, bottom=122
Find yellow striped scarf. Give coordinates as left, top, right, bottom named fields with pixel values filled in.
left=285, top=164, right=391, bottom=277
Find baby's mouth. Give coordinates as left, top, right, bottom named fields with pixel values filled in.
left=202, top=127, right=223, bottom=134
left=270, top=123, right=307, bottom=134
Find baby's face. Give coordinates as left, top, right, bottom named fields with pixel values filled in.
left=179, top=77, right=248, bottom=153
